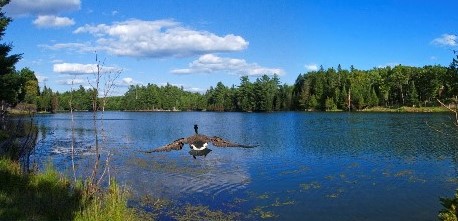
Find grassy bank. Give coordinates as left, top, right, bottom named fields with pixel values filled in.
left=360, top=106, right=449, bottom=113
left=0, top=158, right=137, bottom=221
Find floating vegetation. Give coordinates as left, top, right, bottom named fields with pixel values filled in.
left=135, top=194, right=172, bottom=219
left=280, top=166, right=310, bottom=175
left=325, top=188, right=345, bottom=199
left=446, top=177, right=458, bottom=184
left=172, top=204, right=240, bottom=221
left=347, top=162, right=360, bottom=169
left=232, top=197, right=248, bottom=204
left=408, top=176, right=426, bottom=183
left=251, top=206, right=278, bottom=219
left=257, top=193, right=270, bottom=199
left=271, top=198, right=295, bottom=207
left=389, top=169, right=427, bottom=183
left=394, top=170, right=414, bottom=177
left=300, top=182, right=321, bottom=191
left=339, top=173, right=347, bottom=179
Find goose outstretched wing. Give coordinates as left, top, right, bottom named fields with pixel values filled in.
left=209, top=136, right=256, bottom=148
left=147, top=138, right=187, bottom=152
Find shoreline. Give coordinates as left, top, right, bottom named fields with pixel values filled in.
left=6, top=106, right=452, bottom=115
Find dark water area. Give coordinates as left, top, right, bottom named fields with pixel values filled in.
left=30, top=111, right=458, bottom=220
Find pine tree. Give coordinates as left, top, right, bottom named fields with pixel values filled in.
left=0, top=0, right=22, bottom=110
left=407, top=81, right=419, bottom=107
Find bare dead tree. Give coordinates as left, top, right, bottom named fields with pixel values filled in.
left=86, top=52, right=121, bottom=193
left=69, top=77, right=77, bottom=183
left=438, top=98, right=458, bottom=126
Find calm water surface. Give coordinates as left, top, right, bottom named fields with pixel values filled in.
left=31, top=111, right=458, bottom=220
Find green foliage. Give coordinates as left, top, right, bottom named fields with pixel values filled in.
left=325, top=97, right=337, bottom=111
left=173, top=204, right=240, bottom=221
left=0, top=158, right=81, bottom=220
left=291, top=64, right=454, bottom=111
left=0, top=73, right=20, bottom=104
left=35, top=64, right=457, bottom=113
left=0, top=158, right=139, bottom=221
left=75, top=180, right=136, bottom=221
left=0, top=1, right=22, bottom=106
left=439, top=190, right=458, bottom=221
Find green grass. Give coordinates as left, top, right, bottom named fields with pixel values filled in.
left=75, top=180, right=137, bottom=221
left=0, top=159, right=81, bottom=220
left=0, top=158, right=138, bottom=221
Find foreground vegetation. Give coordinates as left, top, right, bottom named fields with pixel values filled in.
left=0, top=158, right=136, bottom=221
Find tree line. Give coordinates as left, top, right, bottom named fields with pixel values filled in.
left=24, top=52, right=458, bottom=114
left=292, top=64, right=457, bottom=111
left=3, top=62, right=458, bottom=113
left=25, top=61, right=455, bottom=113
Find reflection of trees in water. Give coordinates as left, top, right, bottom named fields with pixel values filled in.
left=0, top=115, right=38, bottom=172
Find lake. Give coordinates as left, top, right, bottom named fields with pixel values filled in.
left=30, top=111, right=458, bottom=220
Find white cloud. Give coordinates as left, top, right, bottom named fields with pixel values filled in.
left=432, top=34, right=457, bottom=47
left=35, top=74, right=48, bottom=83
left=57, top=78, right=86, bottom=85
left=40, top=42, right=93, bottom=53
left=53, top=63, right=121, bottom=75
left=33, top=15, right=75, bottom=28
left=67, top=19, right=248, bottom=58
left=113, top=77, right=138, bottom=88
left=185, top=87, right=205, bottom=93
left=171, top=54, right=284, bottom=76
left=51, top=59, right=65, bottom=63
left=377, top=62, right=400, bottom=68
left=4, top=0, right=81, bottom=17
left=122, top=77, right=133, bottom=85
left=304, top=64, right=318, bottom=72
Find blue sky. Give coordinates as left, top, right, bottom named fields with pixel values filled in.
left=3, top=0, right=458, bottom=95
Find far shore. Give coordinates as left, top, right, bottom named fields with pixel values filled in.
left=359, top=106, right=450, bottom=113
left=5, top=105, right=453, bottom=115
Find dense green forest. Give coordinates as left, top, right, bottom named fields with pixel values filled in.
left=3, top=62, right=458, bottom=113
left=25, top=61, right=458, bottom=113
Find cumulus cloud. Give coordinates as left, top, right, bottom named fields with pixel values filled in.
left=432, top=34, right=457, bottom=47
left=304, top=64, right=318, bottom=72
left=122, top=77, right=133, bottom=85
left=4, top=0, right=81, bottom=17
left=57, top=78, right=86, bottom=85
left=64, top=19, right=248, bottom=58
left=53, top=63, right=121, bottom=75
left=40, top=42, right=93, bottom=53
left=171, top=54, right=284, bottom=76
left=114, top=77, right=142, bottom=88
left=33, top=15, right=75, bottom=28
left=35, top=74, right=48, bottom=83
left=377, top=62, right=400, bottom=68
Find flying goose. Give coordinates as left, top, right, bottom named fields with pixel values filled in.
left=147, top=125, right=255, bottom=157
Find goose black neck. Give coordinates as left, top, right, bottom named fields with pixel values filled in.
left=194, top=124, right=198, bottom=134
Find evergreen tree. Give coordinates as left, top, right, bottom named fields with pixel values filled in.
left=0, top=0, right=22, bottom=109
left=407, top=81, right=419, bottom=107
